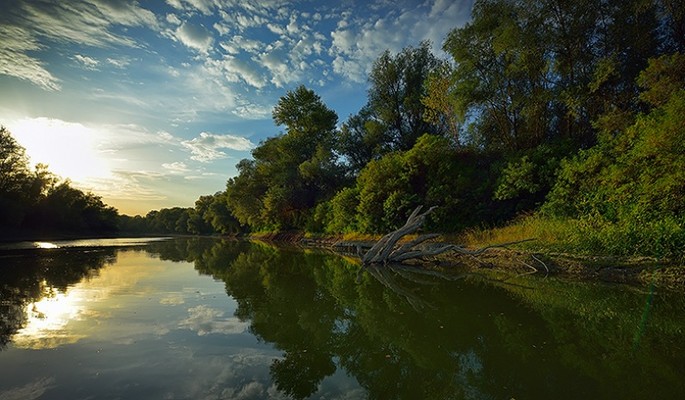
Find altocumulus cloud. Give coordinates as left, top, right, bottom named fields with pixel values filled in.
left=175, top=22, right=214, bottom=53
left=181, top=132, right=254, bottom=162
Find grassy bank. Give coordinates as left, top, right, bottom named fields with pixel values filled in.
left=269, top=214, right=684, bottom=289
left=458, top=215, right=685, bottom=262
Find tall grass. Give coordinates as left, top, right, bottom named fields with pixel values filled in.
left=460, top=214, right=685, bottom=262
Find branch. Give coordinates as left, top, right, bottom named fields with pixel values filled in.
left=360, top=205, right=536, bottom=266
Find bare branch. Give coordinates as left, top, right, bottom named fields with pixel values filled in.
left=360, top=205, right=535, bottom=267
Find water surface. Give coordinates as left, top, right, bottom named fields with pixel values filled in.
left=0, top=238, right=683, bottom=399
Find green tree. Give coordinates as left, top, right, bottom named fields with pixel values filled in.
left=442, top=0, right=553, bottom=151
left=187, top=195, right=215, bottom=235
left=226, top=86, right=344, bottom=231
left=367, top=41, right=447, bottom=151
left=353, top=135, right=497, bottom=234
left=543, top=58, right=685, bottom=259
left=204, top=192, right=241, bottom=234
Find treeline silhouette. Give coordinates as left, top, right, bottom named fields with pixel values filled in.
left=0, top=127, right=118, bottom=238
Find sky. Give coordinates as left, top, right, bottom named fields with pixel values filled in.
left=0, top=0, right=473, bottom=216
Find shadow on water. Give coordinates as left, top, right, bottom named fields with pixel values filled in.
left=1, top=237, right=684, bottom=399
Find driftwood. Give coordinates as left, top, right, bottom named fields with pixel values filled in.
left=359, top=205, right=536, bottom=266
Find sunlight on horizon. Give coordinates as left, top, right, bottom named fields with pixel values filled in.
left=9, top=117, right=113, bottom=184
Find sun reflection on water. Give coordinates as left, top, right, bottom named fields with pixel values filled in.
left=13, top=288, right=86, bottom=349
left=34, top=242, right=59, bottom=249
left=10, top=251, right=170, bottom=349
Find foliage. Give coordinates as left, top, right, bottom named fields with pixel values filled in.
left=225, top=85, right=345, bottom=231
left=541, top=65, right=685, bottom=259
left=0, top=126, right=118, bottom=236
left=334, top=134, right=498, bottom=234
left=366, top=41, right=448, bottom=151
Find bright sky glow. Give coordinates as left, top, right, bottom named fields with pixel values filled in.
left=0, top=0, right=473, bottom=215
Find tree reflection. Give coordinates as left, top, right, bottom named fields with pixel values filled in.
left=4, top=239, right=682, bottom=398
left=0, top=248, right=115, bottom=349
left=164, top=239, right=685, bottom=400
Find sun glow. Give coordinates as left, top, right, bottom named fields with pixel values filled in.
left=13, top=288, right=87, bottom=349
left=9, top=117, right=113, bottom=183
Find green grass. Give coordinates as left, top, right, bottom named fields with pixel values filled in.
left=459, top=214, right=685, bottom=262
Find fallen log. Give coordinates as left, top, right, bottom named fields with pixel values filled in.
left=359, top=205, right=536, bottom=266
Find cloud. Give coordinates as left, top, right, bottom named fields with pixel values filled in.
left=175, top=22, right=214, bottom=53
left=328, top=0, right=473, bottom=82
left=16, top=1, right=157, bottom=48
left=96, top=170, right=169, bottom=201
left=106, top=57, right=131, bottom=69
left=90, top=0, right=159, bottom=28
left=219, top=35, right=264, bottom=55
left=204, top=56, right=267, bottom=89
left=266, top=23, right=286, bottom=35
left=166, top=13, right=182, bottom=25
left=179, top=305, right=248, bottom=335
left=181, top=132, right=254, bottom=162
left=0, top=0, right=160, bottom=90
left=74, top=54, right=99, bottom=70
left=174, top=0, right=216, bottom=16
left=258, top=50, right=299, bottom=88
left=233, top=102, right=271, bottom=120
left=162, top=161, right=190, bottom=173
left=0, top=24, right=61, bottom=91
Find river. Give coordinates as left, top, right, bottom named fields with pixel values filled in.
left=0, top=237, right=683, bottom=399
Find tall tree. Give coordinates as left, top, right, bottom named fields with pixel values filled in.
left=226, top=86, right=343, bottom=231
left=335, top=105, right=391, bottom=176
left=442, top=0, right=553, bottom=151
left=0, top=126, right=33, bottom=227
left=367, top=41, right=447, bottom=151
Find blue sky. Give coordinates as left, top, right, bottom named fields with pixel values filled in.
left=0, top=0, right=473, bottom=215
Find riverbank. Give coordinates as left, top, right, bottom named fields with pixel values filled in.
left=251, top=231, right=685, bottom=290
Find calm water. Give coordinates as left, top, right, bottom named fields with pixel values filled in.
left=0, top=237, right=683, bottom=399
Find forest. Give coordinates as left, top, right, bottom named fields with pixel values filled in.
left=1, top=0, right=684, bottom=260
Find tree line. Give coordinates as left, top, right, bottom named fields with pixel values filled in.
left=0, top=126, right=118, bottom=238
left=2, top=0, right=683, bottom=259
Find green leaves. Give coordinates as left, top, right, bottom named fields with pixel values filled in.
left=226, top=86, right=344, bottom=231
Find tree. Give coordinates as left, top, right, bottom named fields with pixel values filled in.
left=226, top=86, right=344, bottom=231
left=0, top=126, right=33, bottom=228
left=352, top=134, right=497, bottom=234
left=421, top=63, right=462, bottom=143
left=443, top=0, right=553, bottom=151
left=336, top=105, right=392, bottom=176
left=204, top=192, right=241, bottom=234
left=542, top=58, right=685, bottom=259
left=367, top=41, right=447, bottom=151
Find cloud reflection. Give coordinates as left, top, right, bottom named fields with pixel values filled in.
left=179, top=305, right=248, bottom=336
left=0, top=377, right=55, bottom=400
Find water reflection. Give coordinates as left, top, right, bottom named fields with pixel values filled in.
left=0, top=238, right=683, bottom=399
left=0, top=248, right=115, bottom=349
